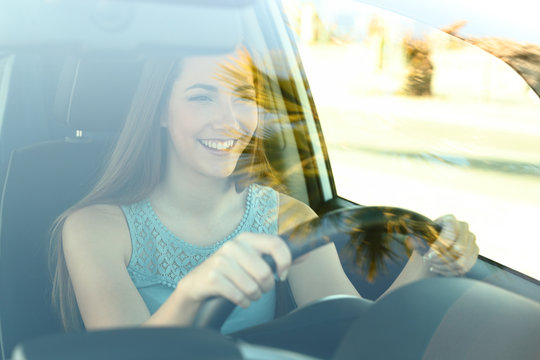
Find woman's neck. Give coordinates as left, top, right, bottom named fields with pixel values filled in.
left=156, top=172, right=236, bottom=214
left=149, top=162, right=248, bottom=245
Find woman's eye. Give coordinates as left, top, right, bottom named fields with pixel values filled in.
left=189, top=95, right=213, bottom=102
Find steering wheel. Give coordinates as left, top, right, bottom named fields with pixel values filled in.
left=192, top=205, right=442, bottom=330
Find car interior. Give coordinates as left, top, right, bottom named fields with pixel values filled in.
left=1, top=49, right=539, bottom=360
left=0, top=40, right=333, bottom=357
left=1, top=1, right=539, bottom=359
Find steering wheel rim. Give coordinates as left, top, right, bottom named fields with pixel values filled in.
left=192, top=205, right=441, bottom=330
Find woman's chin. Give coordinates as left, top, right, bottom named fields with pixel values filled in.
left=199, top=166, right=237, bottom=180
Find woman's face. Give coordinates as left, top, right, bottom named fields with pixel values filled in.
left=164, top=50, right=258, bottom=179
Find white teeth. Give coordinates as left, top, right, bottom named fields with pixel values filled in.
left=199, top=139, right=235, bottom=151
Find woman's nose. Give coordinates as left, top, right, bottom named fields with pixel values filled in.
left=211, top=97, right=239, bottom=130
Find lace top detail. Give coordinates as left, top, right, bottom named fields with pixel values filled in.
left=121, top=184, right=279, bottom=334
left=122, top=184, right=279, bottom=288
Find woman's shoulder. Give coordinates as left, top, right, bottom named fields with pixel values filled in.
left=278, top=192, right=318, bottom=234
left=64, top=204, right=125, bottom=231
left=63, top=204, right=131, bottom=263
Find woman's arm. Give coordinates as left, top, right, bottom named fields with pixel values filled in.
left=62, top=205, right=154, bottom=329
left=279, top=195, right=479, bottom=305
left=278, top=194, right=360, bottom=307
left=64, top=205, right=204, bottom=329
left=63, top=205, right=292, bottom=330
left=379, top=214, right=479, bottom=298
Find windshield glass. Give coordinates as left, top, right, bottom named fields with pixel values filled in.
left=0, top=1, right=538, bottom=359
left=285, top=0, right=540, bottom=280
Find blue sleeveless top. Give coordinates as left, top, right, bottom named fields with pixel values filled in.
left=121, top=184, right=279, bottom=334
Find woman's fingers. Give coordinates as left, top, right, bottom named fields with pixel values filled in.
left=425, top=215, right=479, bottom=276
left=427, top=231, right=471, bottom=265
left=219, top=240, right=275, bottom=293
left=205, top=267, right=252, bottom=308
left=183, top=233, right=292, bottom=308
left=428, top=244, right=478, bottom=276
left=233, top=233, right=292, bottom=281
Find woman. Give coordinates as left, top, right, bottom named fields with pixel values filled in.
left=51, top=48, right=479, bottom=334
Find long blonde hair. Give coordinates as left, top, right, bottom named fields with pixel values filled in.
left=50, top=50, right=279, bottom=330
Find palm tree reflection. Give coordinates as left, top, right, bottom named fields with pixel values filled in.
left=286, top=206, right=441, bottom=282
left=216, top=50, right=444, bottom=283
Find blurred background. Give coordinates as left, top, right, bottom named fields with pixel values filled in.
left=284, top=0, right=540, bottom=279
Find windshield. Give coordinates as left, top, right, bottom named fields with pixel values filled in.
left=284, top=0, right=540, bottom=280
left=0, top=1, right=538, bottom=359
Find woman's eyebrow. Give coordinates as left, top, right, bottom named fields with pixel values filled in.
left=185, top=83, right=218, bottom=92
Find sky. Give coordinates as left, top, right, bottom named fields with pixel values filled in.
left=307, top=0, right=540, bottom=44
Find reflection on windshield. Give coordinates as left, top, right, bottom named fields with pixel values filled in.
left=218, top=47, right=322, bottom=193
left=218, top=52, right=475, bottom=287
left=285, top=206, right=442, bottom=282
left=285, top=0, right=540, bottom=280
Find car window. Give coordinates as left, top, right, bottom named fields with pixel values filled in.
left=0, top=54, right=14, bottom=185
left=0, top=54, right=14, bottom=131
left=1, top=2, right=539, bottom=359
left=285, top=0, right=540, bottom=279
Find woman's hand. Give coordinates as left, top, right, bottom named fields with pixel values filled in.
left=422, top=215, right=479, bottom=276
left=178, top=233, right=291, bottom=309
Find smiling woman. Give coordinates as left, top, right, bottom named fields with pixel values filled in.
left=163, top=50, right=259, bottom=180
left=50, top=48, right=300, bottom=332
left=48, top=38, right=478, bottom=337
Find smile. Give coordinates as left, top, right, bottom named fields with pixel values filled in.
left=198, top=139, right=237, bottom=151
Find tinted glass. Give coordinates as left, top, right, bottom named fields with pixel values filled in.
left=285, top=0, right=540, bottom=280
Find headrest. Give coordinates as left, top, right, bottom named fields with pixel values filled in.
left=55, top=57, right=143, bottom=134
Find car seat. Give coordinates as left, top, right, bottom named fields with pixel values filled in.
left=0, top=56, right=141, bottom=359
left=0, top=54, right=68, bottom=191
